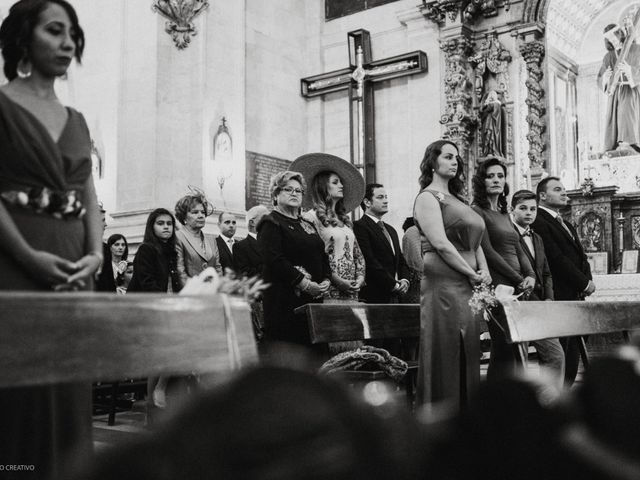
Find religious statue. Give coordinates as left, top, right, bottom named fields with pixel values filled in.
left=479, top=90, right=506, bottom=157
left=597, top=17, right=640, bottom=152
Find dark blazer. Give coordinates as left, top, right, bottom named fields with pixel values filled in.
left=353, top=214, right=410, bottom=303
left=513, top=224, right=554, bottom=300
left=234, top=235, right=262, bottom=277
left=216, top=235, right=234, bottom=273
left=127, top=243, right=179, bottom=293
left=175, top=229, right=221, bottom=289
left=532, top=209, right=592, bottom=300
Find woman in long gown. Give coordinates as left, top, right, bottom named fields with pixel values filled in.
left=471, top=158, right=536, bottom=380
left=291, top=153, right=366, bottom=302
left=413, top=140, right=490, bottom=410
left=0, top=1, right=103, bottom=477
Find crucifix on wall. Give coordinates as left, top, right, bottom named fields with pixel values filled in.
left=301, top=29, right=427, bottom=184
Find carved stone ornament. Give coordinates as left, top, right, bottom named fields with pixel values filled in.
left=421, top=0, right=508, bottom=25
left=468, top=32, right=512, bottom=99
left=440, top=35, right=477, bottom=172
left=518, top=40, right=546, bottom=171
left=152, top=0, right=209, bottom=50
left=632, top=216, right=640, bottom=249
left=578, top=211, right=604, bottom=252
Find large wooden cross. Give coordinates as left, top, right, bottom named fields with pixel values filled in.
left=301, top=29, right=428, bottom=184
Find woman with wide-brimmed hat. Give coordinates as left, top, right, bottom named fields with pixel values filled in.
left=291, top=153, right=366, bottom=302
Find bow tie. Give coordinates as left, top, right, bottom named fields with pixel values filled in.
left=521, top=228, right=532, bottom=237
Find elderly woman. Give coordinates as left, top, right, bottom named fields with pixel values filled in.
left=257, top=171, right=331, bottom=346
left=413, top=140, right=490, bottom=409
left=0, top=1, right=103, bottom=475
left=291, top=153, right=365, bottom=302
left=96, top=233, right=129, bottom=292
left=174, top=188, right=221, bottom=291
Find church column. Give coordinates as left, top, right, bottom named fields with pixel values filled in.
left=518, top=27, right=547, bottom=185
left=439, top=30, right=477, bottom=180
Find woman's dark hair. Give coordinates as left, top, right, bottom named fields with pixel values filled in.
left=472, top=156, right=510, bottom=213
left=0, top=0, right=85, bottom=81
left=107, top=233, right=129, bottom=261
left=143, top=208, right=177, bottom=272
left=174, top=190, right=213, bottom=226
left=419, top=140, right=465, bottom=199
left=310, top=171, right=351, bottom=228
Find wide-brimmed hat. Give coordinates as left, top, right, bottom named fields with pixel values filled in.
left=290, top=153, right=365, bottom=213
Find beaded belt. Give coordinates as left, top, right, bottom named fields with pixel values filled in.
left=1, top=186, right=86, bottom=219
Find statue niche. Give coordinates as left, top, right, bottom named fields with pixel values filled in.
left=469, top=33, right=512, bottom=158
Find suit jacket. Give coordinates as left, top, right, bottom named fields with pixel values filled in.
left=127, top=243, right=180, bottom=293
left=216, top=235, right=234, bottom=273
left=532, top=209, right=592, bottom=300
left=234, top=235, right=262, bottom=277
left=353, top=215, right=410, bottom=303
left=175, top=229, right=222, bottom=289
left=513, top=225, right=554, bottom=300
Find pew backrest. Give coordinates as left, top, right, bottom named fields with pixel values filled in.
left=0, top=292, right=257, bottom=388
left=500, top=300, right=640, bottom=343
left=294, top=303, right=420, bottom=344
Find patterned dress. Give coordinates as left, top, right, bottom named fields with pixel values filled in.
left=303, top=210, right=365, bottom=301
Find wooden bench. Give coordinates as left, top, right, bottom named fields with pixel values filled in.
left=499, top=300, right=640, bottom=366
left=0, top=292, right=257, bottom=424
left=295, top=303, right=420, bottom=404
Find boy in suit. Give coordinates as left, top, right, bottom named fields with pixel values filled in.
left=511, top=190, right=565, bottom=386
left=353, top=183, right=410, bottom=303
left=532, top=177, right=595, bottom=386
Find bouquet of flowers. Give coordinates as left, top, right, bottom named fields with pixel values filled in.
left=469, top=283, right=522, bottom=327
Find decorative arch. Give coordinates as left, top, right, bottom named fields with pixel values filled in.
left=523, top=0, right=549, bottom=23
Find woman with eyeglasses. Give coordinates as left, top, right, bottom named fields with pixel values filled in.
left=413, top=140, right=491, bottom=410
left=257, top=171, right=331, bottom=347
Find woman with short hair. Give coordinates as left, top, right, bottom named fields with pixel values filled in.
left=174, top=188, right=221, bottom=291
left=257, top=171, right=331, bottom=346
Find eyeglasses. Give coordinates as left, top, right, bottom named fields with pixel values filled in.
left=281, top=187, right=304, bottom=195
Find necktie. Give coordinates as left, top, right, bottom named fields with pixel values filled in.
left=521, top=228, right=532, bottom=237
left=378, top=221, right=393, bottom=248
left=227, top=238, right=234, bottom=253
left=556, top=216, right=574, bottom=240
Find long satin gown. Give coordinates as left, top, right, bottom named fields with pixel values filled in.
left=0, top=90, right=94, bottom=479
left=414, top=190, right=485, bottom=409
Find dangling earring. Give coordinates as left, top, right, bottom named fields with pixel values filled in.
left=17, top=58, right=31, bottom=79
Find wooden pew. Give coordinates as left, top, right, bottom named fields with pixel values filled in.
left=0, top=292, right=257, bottom=388
left=499, top=300, right=640, bottom=366
left=296, top=303, right=420, bottom=344
left=295, top=303, right=420, bottom=403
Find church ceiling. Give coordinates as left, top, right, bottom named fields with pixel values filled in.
left=546, top=0, right=616, bottom=58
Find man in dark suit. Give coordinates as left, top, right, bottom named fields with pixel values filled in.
left=216, top=211, right=236, bottom=273
left=532, top=177, right=595, bottom=386
left=234, top=205, right=269, bottom=277
left=353, top=183, right=410, bottom=303
left=511, top=190, right=565, bottom=386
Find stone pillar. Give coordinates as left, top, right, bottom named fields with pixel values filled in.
left=518, top=27, right=546, bottom=186
left=440, top=31, right=477, bottom=182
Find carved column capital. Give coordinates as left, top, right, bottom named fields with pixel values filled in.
left=420, top=0, right=509, bottom=26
